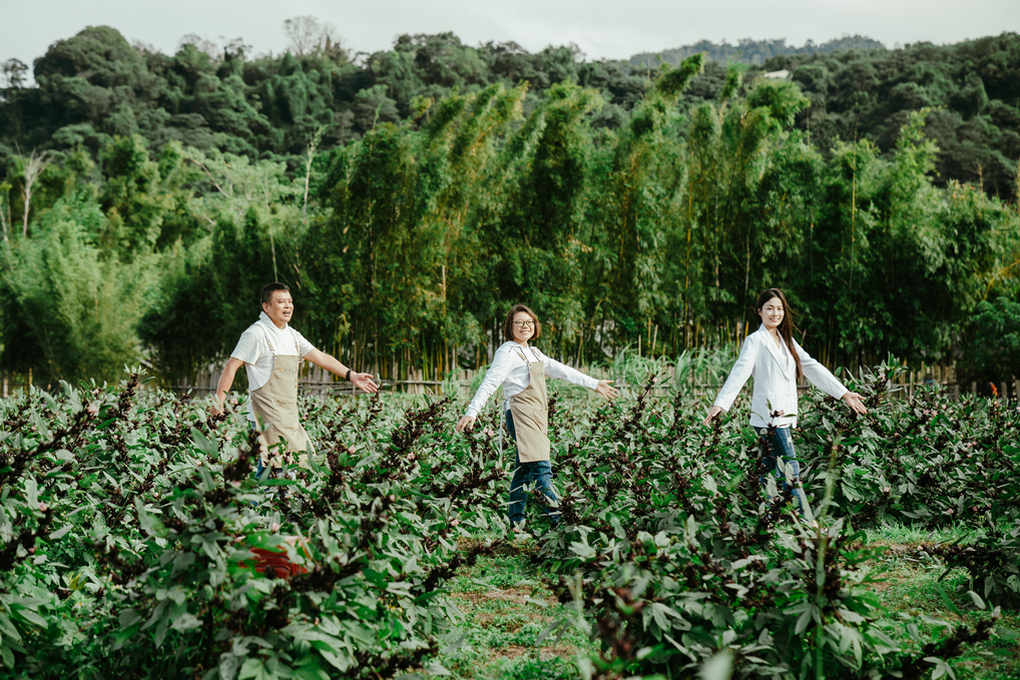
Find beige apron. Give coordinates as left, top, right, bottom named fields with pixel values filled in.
left=250, top=331, right=310, bottom=469
left=508, top=347, right=551, bottom=463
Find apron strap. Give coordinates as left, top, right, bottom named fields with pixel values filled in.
left=259, top=325, right=300, bottom=359
left=497, top=407, right=505, bottom=470
left=260, top=324, right=277, bottom=356
left=499, top=346, right=530, bottom=471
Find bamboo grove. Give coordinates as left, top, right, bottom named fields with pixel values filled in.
left=1, top=35, right=1019, bottom=387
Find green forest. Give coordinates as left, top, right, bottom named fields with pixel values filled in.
left=0, top=25, right=1018, bottom=387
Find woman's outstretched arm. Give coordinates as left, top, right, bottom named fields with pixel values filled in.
left=704, top=336, right=760, bottom=424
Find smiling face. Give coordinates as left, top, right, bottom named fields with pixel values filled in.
left=262, top=290, right=294, bottom=328
left=758, top=296, right=784, bottom=332
left=511, top=311, right=536, bottom=344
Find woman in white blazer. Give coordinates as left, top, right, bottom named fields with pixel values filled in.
left=456, top=304, right=618, bottom=531
left=704, top=288, right=867, bottom=521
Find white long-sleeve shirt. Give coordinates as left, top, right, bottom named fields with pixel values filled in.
left=712, top=324, right=847, bottom=428
left=465, top=341, right=599, bottom=417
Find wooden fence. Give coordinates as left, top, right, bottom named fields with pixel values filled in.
left=168, top=363, right=1019, bottom=403
left=1, top=366, right=1017, bottom=403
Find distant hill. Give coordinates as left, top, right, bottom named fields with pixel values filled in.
left=1, top=28, right=1016, bottom=197
left=629, top=35, right=887, bottom=68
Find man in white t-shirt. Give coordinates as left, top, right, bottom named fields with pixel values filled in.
left=211, top=282, right=378, bottom=470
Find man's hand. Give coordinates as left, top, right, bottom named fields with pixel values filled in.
left=595, top=380, right=619, bottom=400
left=456, top=415, right=476, bottom=432
left=351, top=372, right=379, bottom=394
left=211, top=358, right=244, bottom=419
left=303, top=350, right=379, bottom=393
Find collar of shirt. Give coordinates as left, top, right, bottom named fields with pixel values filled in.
left=512, top=344, right=542, bottom=362
left=259, top=310, right=287, bottom=331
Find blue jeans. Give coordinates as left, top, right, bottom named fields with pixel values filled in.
left=506, top=410, right=560, bottom=528
left=755, top=426, right=814, bottom=522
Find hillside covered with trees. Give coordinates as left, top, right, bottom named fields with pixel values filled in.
left=629, top=35, right=887, bottom=68
left=0, top=25, right=1018, bottom=389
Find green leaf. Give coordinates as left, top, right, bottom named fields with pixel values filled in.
left=219, top=653, right=240, bottom=680
left=795, top=608, right=813, bottom=636
left=0, top=615, right=21, bottom=641
left=699, top=650, right=734, bottom=680
left=10, top=605, right=46, bottom=629
left=935, top=582, right=964, bottom=616
left=239, top=658, right=270, bottom=680
left=190, top=427, right=218, bottom=456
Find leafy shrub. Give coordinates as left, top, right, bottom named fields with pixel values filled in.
left=0, top=359, right=1016, bottom=679
left=936, top=522, right=1020, bottom=609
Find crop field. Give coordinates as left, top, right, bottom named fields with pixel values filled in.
left=1, top=357, right=1019, bottom=679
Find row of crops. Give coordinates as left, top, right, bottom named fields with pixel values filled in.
left=0, top=359, right=1018, bottom=678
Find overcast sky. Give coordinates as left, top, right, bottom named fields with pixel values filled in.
left=4, top=0, right=1019, bottom=70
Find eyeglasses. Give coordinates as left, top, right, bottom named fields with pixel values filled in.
left=513, top=319, right=535, bottom=328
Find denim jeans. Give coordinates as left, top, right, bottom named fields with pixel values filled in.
left=754, top=426, right=814, bottom=522
left=506, top=410, right=560, bottom=528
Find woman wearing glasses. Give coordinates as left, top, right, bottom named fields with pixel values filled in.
left=456, top=304, right=618, bottom=531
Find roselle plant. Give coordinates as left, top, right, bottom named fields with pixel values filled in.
left=0, top=358, right=1016, bottom=679
left=0, top=373, right=509, bottom=678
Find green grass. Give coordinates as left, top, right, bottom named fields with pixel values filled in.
left=438, top=551, right=595, bottom=679
left=857, top=525, right=1020, bottom=679
left=436, top=523, right=1020, bottom=679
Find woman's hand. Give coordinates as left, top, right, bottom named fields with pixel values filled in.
left=456, top=415, right=476, bottom=432
left=703, top=405, right=724, bottom=426
left=351, top=372, right=380, bottom=394
left=595, top=380, right=619, bottom=401
left=842, top=391, right=868, bottom=415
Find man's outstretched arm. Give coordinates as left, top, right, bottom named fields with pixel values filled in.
left=211, top=357, right=245, bottom=415
left=304, top=349, right=379, bottom=393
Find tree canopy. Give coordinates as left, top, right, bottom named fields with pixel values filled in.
left=0, top=27, right=1018, bottom=387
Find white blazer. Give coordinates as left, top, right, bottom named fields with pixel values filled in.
left=713, top=324, right=848, bottom=428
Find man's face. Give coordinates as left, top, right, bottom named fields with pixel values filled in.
left=263, top=291, right=294, bottom=328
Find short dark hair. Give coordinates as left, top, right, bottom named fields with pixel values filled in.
left=261, top=282, right=290, bottom=307
left=503, top=304, right=542, bottom=342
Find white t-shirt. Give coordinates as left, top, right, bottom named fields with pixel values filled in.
left=465, top=341, right=598, bottom=417
left=230, top=312, right=316, bottom=420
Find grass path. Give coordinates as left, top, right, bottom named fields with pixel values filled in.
left=434, top=527, right=1020, bottom=679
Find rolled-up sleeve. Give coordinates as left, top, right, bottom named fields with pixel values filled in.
left=230, top=329, right=262, bottom=365
left=293, top=329, right=317, bottom=358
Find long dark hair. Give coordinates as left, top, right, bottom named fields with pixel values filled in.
left=757, top=288, right=802, bottom=379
